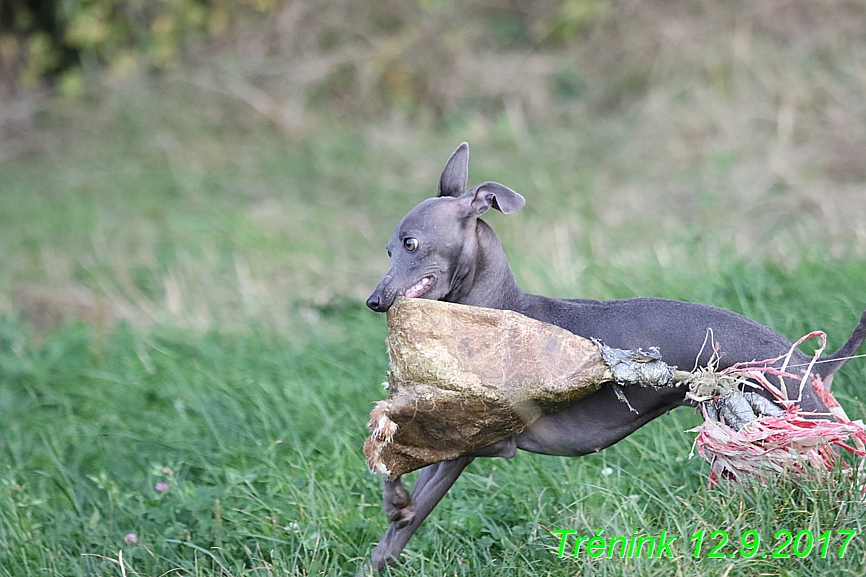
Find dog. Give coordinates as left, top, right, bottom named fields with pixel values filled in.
left=360, top=142, right=866, bottom=572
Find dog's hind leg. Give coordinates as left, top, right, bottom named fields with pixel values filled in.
left=813, top=308, right=866, bottom=390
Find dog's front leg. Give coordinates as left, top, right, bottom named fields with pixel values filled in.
left=382, top=437, right=515, bottom=528
left=363, top=456, right=474, bottom=574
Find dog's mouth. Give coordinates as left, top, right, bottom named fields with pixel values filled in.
left=404, top=276, right=436, bottom=299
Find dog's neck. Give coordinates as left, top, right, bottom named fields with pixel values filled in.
left=444, top=219, right=524, bottom=311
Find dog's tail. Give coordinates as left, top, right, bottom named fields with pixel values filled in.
left=813, top=308, right=866, bottom=386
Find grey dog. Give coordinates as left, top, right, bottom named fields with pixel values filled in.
left=361, top=142, right=866, bottom=572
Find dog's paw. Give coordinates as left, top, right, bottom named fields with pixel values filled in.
left=384, top=479, right=415, bottom=527
left=388, top=505, right=415, bottom=528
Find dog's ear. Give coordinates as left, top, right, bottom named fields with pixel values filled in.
left=438, top=142, right=470, bottom=198
left=465, top=181, right=526, bottom=216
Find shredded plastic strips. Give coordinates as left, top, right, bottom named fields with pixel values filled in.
left=687, top=332, right=866, bottom=486
left=364, top=298, right=866, bottom=485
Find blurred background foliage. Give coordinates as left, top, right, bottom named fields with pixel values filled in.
left=2, top=0, right=270, bottom=94
left=3, top=0, right=865, bottom=128
left=1, top=0, right=865, bottom=333
left=2, top=0, right=607, bottom=104
left=2, top=0, right=864, bottom=138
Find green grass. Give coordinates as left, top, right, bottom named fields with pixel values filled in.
left=0, top=303, right=387, bottom=575
left=1, top=256, right=866, bottom=576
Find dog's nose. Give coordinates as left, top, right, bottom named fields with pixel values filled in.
left=366, top=293, right=386, bottom=312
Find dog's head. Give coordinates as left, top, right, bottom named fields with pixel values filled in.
left=366, top=143, right=526, bottom=312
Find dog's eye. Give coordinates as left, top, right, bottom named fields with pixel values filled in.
left=403, top=238, right=418, bottom=252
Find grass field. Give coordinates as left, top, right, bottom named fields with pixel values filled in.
left=2, top=289, right=866, bottom=577
left=2, top=96, right=866, bottom=576
left=2, top=2, right=866, bottom=574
